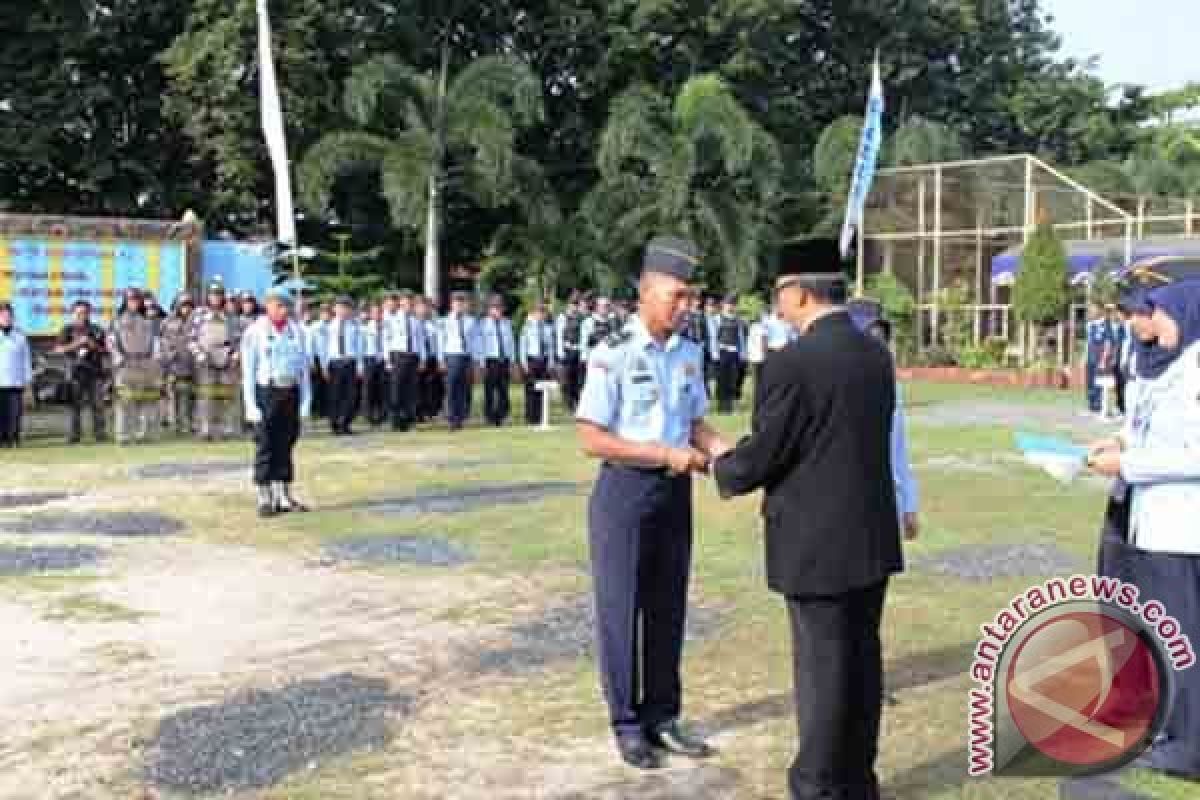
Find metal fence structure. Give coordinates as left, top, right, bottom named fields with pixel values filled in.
left=855, top=154, right=1200, bottom=365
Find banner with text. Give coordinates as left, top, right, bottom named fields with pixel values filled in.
left=0, top=237, right=187, bottom=336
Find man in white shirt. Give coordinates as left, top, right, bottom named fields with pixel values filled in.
left=438, top=291, right=481, bottom=431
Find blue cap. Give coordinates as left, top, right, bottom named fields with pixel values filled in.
left=643, top=236, right=701, bottom=281
left=264, top=286, right=294, bottom=307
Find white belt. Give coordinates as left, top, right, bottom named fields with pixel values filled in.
left=263, top=377, right=298, bottom=389
left=720, top=345, right=740, bottom=352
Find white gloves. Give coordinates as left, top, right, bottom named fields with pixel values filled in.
left=246, top=405, right=264, bottom=424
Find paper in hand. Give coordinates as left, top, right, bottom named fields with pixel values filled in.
left=1014, top=432, right=1089, bottom=484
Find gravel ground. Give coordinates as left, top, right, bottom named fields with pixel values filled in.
left=0, top=544, right=106, bottom=575
left=129, top=461, right=247, bottom=480
left=0, top=511, right=185, bottom=537
left=470, top=598, right=725, bottom=675
left=322, top=535, right=473, bottom=567
left=143, top=673, right=411, bottom=794
left=367, top=482, right=584, bottom=516
left=0, top=490, right=72, bottom=510
left=912, top=542, right=1085, bottom=581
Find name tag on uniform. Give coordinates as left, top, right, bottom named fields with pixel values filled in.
left=631, top=373, right=653, bottom=384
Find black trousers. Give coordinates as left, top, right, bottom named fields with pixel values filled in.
left=363, top=357, right=387, bottom=426
left=311, top=360, right=327, bottom=418
left=0, top=387, right=22, bottom=446
left=716, top=350, right=740, bottom=413
left=253, top=386, right=300, bottom=485
left=786, top=580, right=888, bottom=800
left=326, top=359, right=358, bottom=433
left=1115, top=367, right=1128, bottom=415
left=523, top=357, right=550, bottom=425
left=483, top=358, right=511, bottom=426
left=67, top=371, right=106, bottom=442
left=561, top=351, right=583, bottom=411
left=387, top=352, right=419, bottom=431
left=588, top=464, right=693, bottom=738
left=444, top=354, right=472, bottom=428
left=420, top=356, right=442, bottom=420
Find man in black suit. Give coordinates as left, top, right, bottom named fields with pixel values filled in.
left=710, top=238, right=913, bottom=800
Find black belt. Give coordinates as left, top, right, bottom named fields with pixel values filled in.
left=601, top=462, right=670, bottom=477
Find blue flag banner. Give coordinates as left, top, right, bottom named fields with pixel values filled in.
left=1014, top=432, right=1090, bottom=483
left=840, top=55, right=885, bottom=258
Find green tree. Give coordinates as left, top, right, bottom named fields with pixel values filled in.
left=298, top=53, right=544, bottom=300
left=1014, top=220, right=1070, bottom=361
left=584, top=74, right=781, bottom=292
left=865, top=271, right=916, bottom=362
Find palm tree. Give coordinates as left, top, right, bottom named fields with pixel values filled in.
left=482, top=207, right=614, bottom=300
left=582, top=74, right=781, bottom=292
left=298, top=53, right=544, bottom=300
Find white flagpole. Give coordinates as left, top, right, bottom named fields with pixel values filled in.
left=256, top=0, right=297, bottom=253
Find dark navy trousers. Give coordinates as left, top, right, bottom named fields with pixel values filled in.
left=1086, top=360, right=1102, bottom=412
left=588, top=463, right=693, bottom=738
left=444, top=354, right=472, bottom=428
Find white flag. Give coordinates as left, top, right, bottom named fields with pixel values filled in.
left=839, top=53, right=885, bottom=259
left=257, top=0, right=296, bottom=246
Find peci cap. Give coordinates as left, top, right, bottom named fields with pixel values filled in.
left=776, top=238, right=845, bottom=280
left=334, top=295, right=355, bottom=308
left=643, top=236, right=700, bottom=282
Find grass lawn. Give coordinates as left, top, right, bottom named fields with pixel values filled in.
left=0, top=380, right=1192, bottom=799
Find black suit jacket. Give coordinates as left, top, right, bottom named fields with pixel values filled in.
left=713, top=311, right=903, bottom=597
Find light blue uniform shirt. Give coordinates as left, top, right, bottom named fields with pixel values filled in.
left=707, top=313, right=747, bottom=360
left=764, top=314, right=794, bottom=350
left=891, top=384, right=918, bottom=515
left=320, top=318, right=365, bottom=372
left=1119, top=339, right=1200, bottom=554
left=520, top=318, right=557, bottom=368
left=0, top=328, right=33, bottom=388
left=576, top=316, right=709, bottom=448
left=437, top=313, right=481, bottom=364
left=361, top=317, right=386, bottom=359
left=384, top=311, right=428, bottom=359
left=304, top=320, right=327, bottom=365
left=479, top=316, right=517, bottom=363
left=241, top=317, right=313, bottom=417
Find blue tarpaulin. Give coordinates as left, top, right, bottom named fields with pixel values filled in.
left=991, top=237, right=1200, bottom=285
left=201, top=240, right=276, bottom=298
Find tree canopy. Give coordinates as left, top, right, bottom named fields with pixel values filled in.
left=0, top=0, right=1194, bottom=297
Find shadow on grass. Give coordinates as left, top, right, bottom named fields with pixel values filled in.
left=703, top=640, right=977, bottom=736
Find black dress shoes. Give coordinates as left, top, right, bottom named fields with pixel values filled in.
left=616, top=735, right=663, bottom=770
left=646, top=720, right=715, bottom=758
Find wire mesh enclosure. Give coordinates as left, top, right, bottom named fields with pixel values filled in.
left=857, top=155, right=1200, bottom=365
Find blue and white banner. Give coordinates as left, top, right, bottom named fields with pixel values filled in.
left=839, top=54, right=885, bottom=259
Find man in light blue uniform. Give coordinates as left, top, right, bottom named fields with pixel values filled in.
left=438, top=291, right=481, bottom=430
left=361, top=302, right=387, bottom=428
left=1084, top=302, right=1114, bottom=414
left=520, top=299, right=557, bottom=425
left=576, top=235, right=729, bottom=770
left=321, top=296, right=365, bottom=435
left=0, top=302, right=32, bottom=448
left=384, top=290, right=428, bottom=431
left=478, top=294, right=517, bottom=426
left=580, top=295, right=616, bottom=361
left=242, top=288, right=312, bottom=517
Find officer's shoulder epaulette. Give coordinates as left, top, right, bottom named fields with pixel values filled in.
left=605, top=329, right=634, bottom=348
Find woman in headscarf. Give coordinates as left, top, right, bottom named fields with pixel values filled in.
left=1088, top=270, right=1200, bottom=777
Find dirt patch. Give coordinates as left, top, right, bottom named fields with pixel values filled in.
left=366, top=482, right=583, bottom=516
left=470, top=598, right=725, bottom=675
left=0, top=545, right=106, bottom=575
left=129, top=461, right=246, bottom=481
left=0, top=490, right=72, bottom=510
left=913, top=543, right=1084, bottom=581
left=0, top=512, right=185, bottom=537
left=323, top=535, right=474, bottom=567
left=550, top=765, right=747, bottom=799
left=143, top=673, right=411, bottom=794
left=0, top=540, right=498, bottom=798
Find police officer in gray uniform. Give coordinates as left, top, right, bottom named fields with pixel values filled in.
left=576, top=235, right=729, bottom=769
